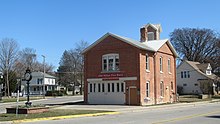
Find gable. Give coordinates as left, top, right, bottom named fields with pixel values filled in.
left=89, top=35, right=138, bottom=52
left=158, top=42, right=173, bottom=55
left=82, top=33, right=155, bottom=54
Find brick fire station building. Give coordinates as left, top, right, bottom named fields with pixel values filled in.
left=82, top=23, right=178, bottom=105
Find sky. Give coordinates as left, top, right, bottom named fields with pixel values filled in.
left=0, top=0, right=220, bottom=71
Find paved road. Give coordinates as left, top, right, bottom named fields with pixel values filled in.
left=0, top=95, right=83, bottom=113
left=21, top=101, right=220, bottom=124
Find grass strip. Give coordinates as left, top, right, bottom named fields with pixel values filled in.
left=0, top=109, right=113, bottom=121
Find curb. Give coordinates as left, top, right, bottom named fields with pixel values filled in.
left=12, top=111, right=120, bottom=123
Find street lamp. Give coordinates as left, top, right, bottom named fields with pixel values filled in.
left=42, top=55, right=46, bottom=99
left=24, top=68, right=32, bottom=106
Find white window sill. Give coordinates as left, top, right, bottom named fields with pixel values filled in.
left=169, top=72, right=172, bottom=75
left=160, top=71, right=163, bottom=74
left=146, top=70, right=150, bottom=73
left=101, top=71, right=120, bottom=73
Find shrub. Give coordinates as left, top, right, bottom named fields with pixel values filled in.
left=45, top=90, right=67, bottom=96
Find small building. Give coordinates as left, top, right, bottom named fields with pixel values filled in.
left=177, top=60, right=220, bottom=95
left=21, top=72, right=57, bottom=96
left=82, top=23, right=178, bottom=105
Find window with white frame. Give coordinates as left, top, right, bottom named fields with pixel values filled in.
left=206, top=70, right=212, bottom=75
left=102, top=54, right=119, bottom=72
left=146, top=54, right=149, bottom=71
left=146, top=81, right=150, bottom=97
left=187, top=71, right=190, bottom=78
left=160, top=81, right=164, bottom=97
left=147, top=32, right=154, bottom=41
left=159, top=57, right=163, bottom=72
left=168, top=58, right=171, bottom=73
left=181, top=72, right=183, bottom=78
left=89, top=83, right=92, bottom=92
left=184, top=71, right=187, bottom=78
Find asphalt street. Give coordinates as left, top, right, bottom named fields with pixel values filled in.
left=20, top=101, right=220, bottom=124
left=0, top=95, right=83, bottom=113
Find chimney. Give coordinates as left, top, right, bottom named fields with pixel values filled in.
left=140, top=23, right=162, bottom=42
left=140, top=27, right=147, bottom=42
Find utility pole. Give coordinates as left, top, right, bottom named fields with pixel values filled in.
left=42, top=55, right=46, bottom=99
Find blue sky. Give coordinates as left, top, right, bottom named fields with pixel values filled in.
left=0, top=0, right=219, bottom=71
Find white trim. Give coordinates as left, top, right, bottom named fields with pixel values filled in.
left=87, top=78, right=102, bottom=82
left=119, top=77, right=137, bottom=81
left=87, top=77, right=137, bottom=82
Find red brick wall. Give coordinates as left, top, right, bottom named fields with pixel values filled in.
left=154, top=43, right=176, bottom=104
left=84, top=35, right=141, bottom=104
left=84, top=35, right=176, bottom=105
left=138, top=42, right=176, bottom=105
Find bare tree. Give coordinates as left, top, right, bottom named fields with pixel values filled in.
left=0, top=38, right=19, bottom=97
left=14, top=48, right=37, bottom=77
left=57, top=40, right=88, bottom=95
left=170, top=28, right=220, bottom=70
left=15, top=48, right=55, bottom=77
left=75, top=41, right=88, bottom=95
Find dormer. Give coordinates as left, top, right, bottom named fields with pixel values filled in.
left=197, top=63, right=212, bottom=75
left=206, top=63, right=212, bottom=75
left=140, top=23, right=162, bottom=42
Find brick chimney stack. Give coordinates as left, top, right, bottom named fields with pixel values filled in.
left=140, top=23, right=162, bottom=42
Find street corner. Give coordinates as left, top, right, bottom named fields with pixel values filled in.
left=12, top=111, right=120, bottom=123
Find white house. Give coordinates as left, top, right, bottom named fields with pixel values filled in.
left=21, top=72, right=57, bottom=96
left=177, top=60, right=219, bottom=95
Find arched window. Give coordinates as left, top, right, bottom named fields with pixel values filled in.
left=102, top=54, right=119, bottom=72
left=159, top=57, right=163, bottom=72
left=146, top=54, right=149, bottom=71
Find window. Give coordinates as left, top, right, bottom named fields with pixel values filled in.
left=98, top=83, right=101, bottom=92
left=184, top=71, right=187, bottom=78
left=93, top=83, right=96, bottom=92
left=181, top=72, right=183, bottom=78
left=102, top=83, right=105, bottom=92
left=102, top=54, right=119, bottom=72
left=146, top=54, right=149, bottom=71
left=183, top=84, right=187, bottom=86
left=108, top=83, right=110, bottom=92
left=117, top=83, right=120, bottom=92
left=187, top=71, right=190, bottom=78
left=147, top=32, right=154, bottom=41
left=121, top=83, right=124, bottom=92
left=171, top=82, right=173, bottom=90
left=194, top=83, right=198, bottom=86
left=160, top=81, right=164, bottom=97
left=146, top=81, right=150, bottom=97
left=168, top=59, right=171, bottom=73
left=160, top=57, right=163, bottom=72
left=89, top=83, right=92, bottom=92
left=206, top=70, right=211, bottom=75
left=112, top=83, right=115, bottom=92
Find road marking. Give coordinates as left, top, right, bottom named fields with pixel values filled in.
left=152, top=110, right=220, bottom=124
left=13, top=112, right=120, bottom=123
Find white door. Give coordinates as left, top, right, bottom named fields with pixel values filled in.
left=88, top=82, right=125, bottom=104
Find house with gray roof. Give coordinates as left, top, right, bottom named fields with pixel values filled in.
left=21, top=72, right=58, bottom=96
left=83, top=23, right=178, bottom=105
left=177, top=60, right=220, bottom=95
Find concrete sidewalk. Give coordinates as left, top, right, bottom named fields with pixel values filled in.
left=54, top=99, right=220, bottom=113
left=1, top=99, right=219, bottom=124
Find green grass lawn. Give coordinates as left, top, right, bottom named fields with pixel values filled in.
left=178, top=95, right=212, bottom=103
left=0, top=109, right=112, bottom=121
left=0, top=97, right=43, bottom=103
